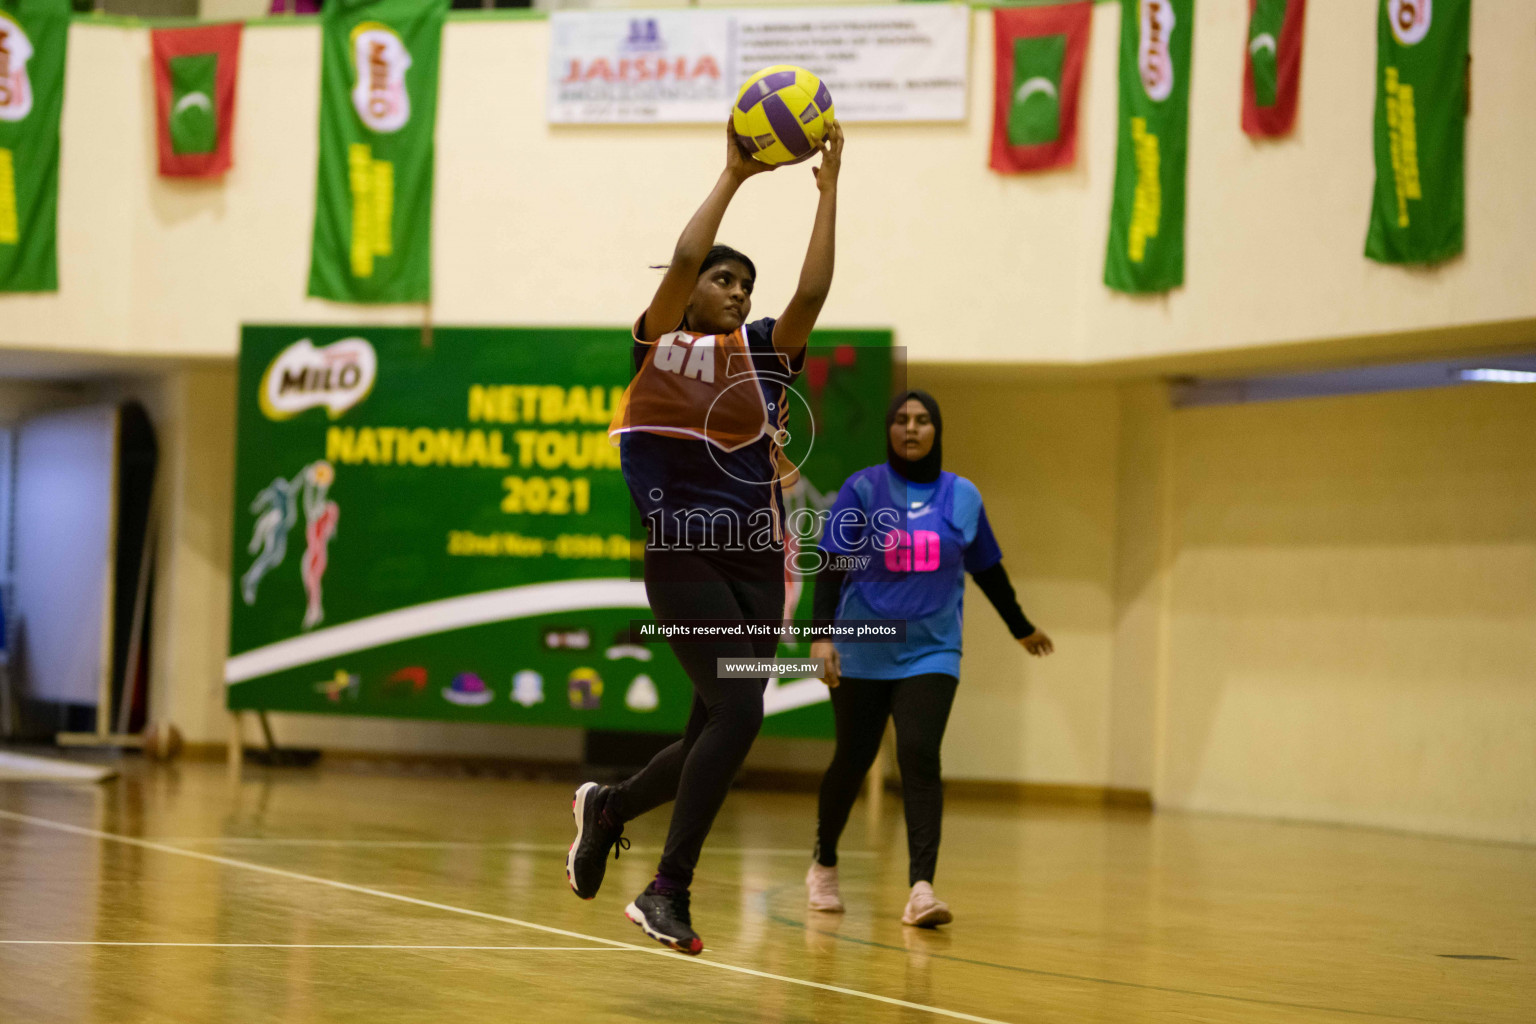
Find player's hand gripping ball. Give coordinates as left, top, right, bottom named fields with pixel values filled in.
left=732, top=65, right=835, bottom=166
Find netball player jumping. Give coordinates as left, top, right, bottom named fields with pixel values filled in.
left=565, top=118, right=844, bottom=955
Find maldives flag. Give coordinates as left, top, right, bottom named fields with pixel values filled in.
left=989, top=2, right=1092, bottom=173
left=1242, top=0, right=1305, bottom=137
left=151, top=23, right=241, bottom=177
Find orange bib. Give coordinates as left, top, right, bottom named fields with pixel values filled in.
left=608, top=327, right=775, bottom=452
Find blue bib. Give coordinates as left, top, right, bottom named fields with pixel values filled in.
left=844, top=466, right=969, bottom=621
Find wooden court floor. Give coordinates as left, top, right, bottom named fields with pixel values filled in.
left=1, top=761, right=1531, bottom=1024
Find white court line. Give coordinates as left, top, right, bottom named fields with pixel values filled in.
left=0, top=810, right=1011, bottom=1024
left=146, top=838, right=874, bottom=858
left=0, top=941, right=634, bottom=951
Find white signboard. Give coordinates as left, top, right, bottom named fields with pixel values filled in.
left=547, top=5, right=970, bottom=125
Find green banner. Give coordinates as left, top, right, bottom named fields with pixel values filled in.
left=1365, top=0, right=1469, bottom=265
left=229, top=325, right=892, bottom=739
left=307, top=0, right=446, bottom=303
left=0, top=0, right=67, bottom=293
left=1105, top=0, right=1194, bottom=295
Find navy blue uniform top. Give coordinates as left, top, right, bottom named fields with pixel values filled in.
left=613, top=316, right=804, bottom=552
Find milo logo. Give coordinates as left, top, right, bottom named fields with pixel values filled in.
left=1138, top=0, right=1176, bottom=103
left=0, top=14, right=35, bottom=122
left=351, top=21, right=411, bottom=133
left=1388, top=0, right=1432, bottom=47
left=259, top=337, right=378, bottom=421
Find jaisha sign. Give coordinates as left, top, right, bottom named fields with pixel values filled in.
left=351, top=21, right=411, bottom=132
left=549, top=6, right=969, bottom=125
left=0, top=13, right=35, bottom=122
left=548, top=10, right=731, bottom=124
left=559, top=54, right=721, bottom=85
left=559, top=17, right=720, bottom=86
left=1138, top=0, right=1176, bottom=103
left=260, top=337, right=378, bottom=421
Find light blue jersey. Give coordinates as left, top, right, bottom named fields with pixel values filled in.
left=820, top=465, right=1001, bottom=680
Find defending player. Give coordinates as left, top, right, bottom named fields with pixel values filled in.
left=805, top=390, right=1054, bottom=927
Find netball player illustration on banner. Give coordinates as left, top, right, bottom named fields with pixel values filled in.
left=564, top=110, right=844, bottom=956
left=240, top=475, right=299, bottom=605
left=299, top=460, right=339, bottom=630
left=805, top=390, right=1054, bottom=928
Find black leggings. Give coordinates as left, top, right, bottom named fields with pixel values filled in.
left=815, top=673, right=959, bottom=886
left=607, top=547, right=783, bottom=888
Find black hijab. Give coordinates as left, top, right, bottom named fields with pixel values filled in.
left=885, top=389, right=943, bottom=484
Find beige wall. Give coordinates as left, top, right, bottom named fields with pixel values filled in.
left=935, top=377, right=1121, bottom=784
left=3, top=5, right=1535, bottom=366
left=913, top=370, right=1536, bottom=846
left=1106, top=381, right=1168, bottom=793
left=201, top=0, right=270, bottom=19
left=1084, top=2, right=1536, bottom=366
left=1153, top=383, right=1536, bottom=843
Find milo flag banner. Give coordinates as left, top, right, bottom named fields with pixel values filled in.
left=0, top=0, right=67, bottom=293
left=308, top=0, right=447, bottom=303
left=228, top=324, right=893, bottom=739
left=1365, top=0, right=1469, bottom=265
left=1242, top=0, right=1305, bottom=138
left=1105, top=0, right=1194, bottom=294
left=989, top=2, right=1091, bottom=173
left=152, top=23, right=242, bottom=178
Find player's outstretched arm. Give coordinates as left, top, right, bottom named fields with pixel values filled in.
left=640, top=121, right=775, bottom=342
left=774, top=121, right=843, bottom=359
left=1021, top=630, right=1055, bottom=657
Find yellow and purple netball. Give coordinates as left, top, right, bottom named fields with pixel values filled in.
left=732, top=65, right=835, bottom=166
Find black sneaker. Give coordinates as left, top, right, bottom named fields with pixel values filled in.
left=566, top=782, right=628, bottom=900
left=624, top=884, right=703, bottom=955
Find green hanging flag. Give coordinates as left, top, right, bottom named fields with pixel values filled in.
left=1008, top=34, right=1066, bottom=148
left=1365, top=0, right=1469, bottom=265
left=1105, top=0, right=1194, bottom=295
left=168, top=54, right=218, bottom=155
left=0, top=0, right=68, bottom=293
left=1248, top=0, right=1284, bottom=109
left=308, top=0, right=447, bottom=304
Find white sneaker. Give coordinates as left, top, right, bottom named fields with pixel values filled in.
left=900, top=881, right=952, bottom=928
left=805, top=862, right=845, bottom=913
